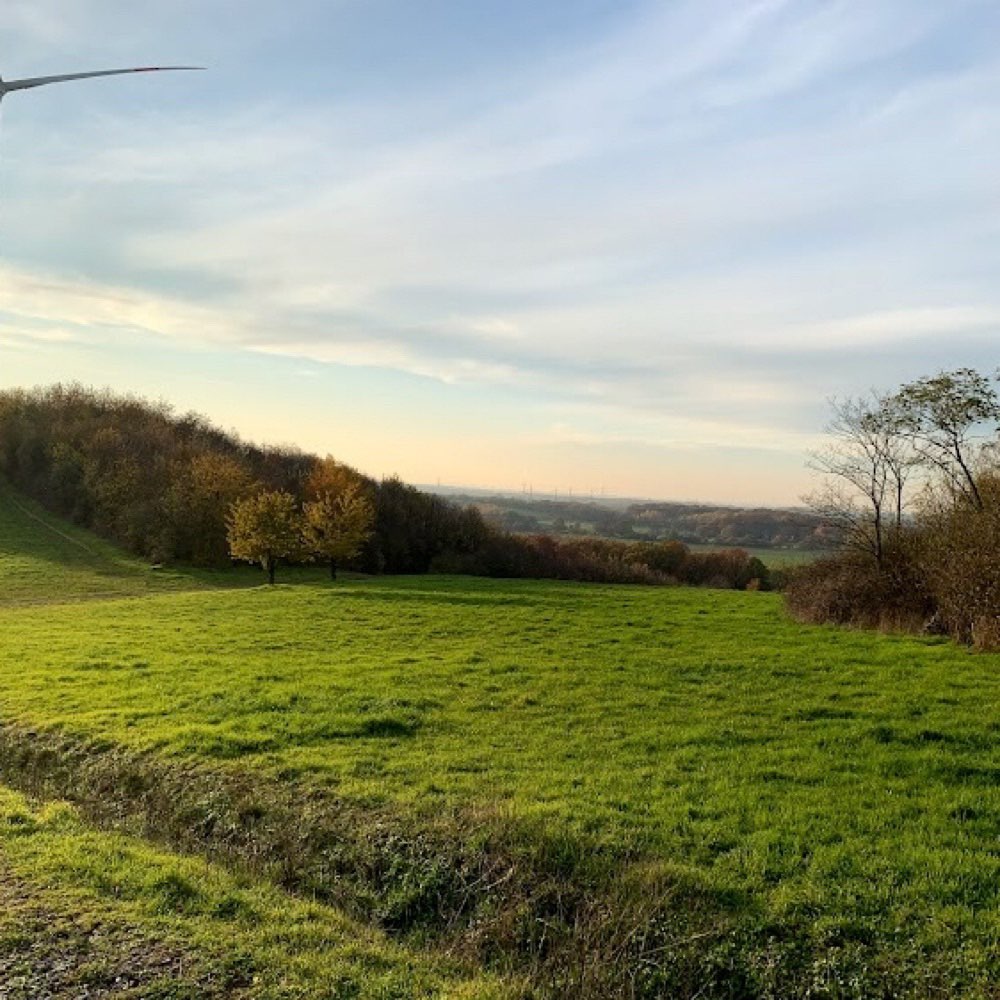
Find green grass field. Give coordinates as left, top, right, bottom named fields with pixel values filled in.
left=0, top=480, right=997, bottom=997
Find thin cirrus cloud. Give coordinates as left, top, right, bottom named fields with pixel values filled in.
left=1, top=0, right=998, bottom=502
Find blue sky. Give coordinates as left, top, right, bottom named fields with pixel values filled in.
left=1, top=0, right=998, bottom=504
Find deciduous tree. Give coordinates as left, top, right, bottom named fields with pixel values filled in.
left=303, top=481, right=375, bottom=579
left=893, top=368, right=1000, bottom=511
left=805, top=392, right=913, bottom=565
left=227, top=490, right=303, bottom=584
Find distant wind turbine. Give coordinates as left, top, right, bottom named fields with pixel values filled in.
left=0, top=65, right=203, bottom=104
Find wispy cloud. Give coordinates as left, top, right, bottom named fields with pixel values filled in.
left=2, top=0, right=999, bottom=500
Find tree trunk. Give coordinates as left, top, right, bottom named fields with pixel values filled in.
left=329, top=558, right=337, bottom=580
left=873, top=504, right=883, bottom=566
left=267, top=557, right=276, bottom=585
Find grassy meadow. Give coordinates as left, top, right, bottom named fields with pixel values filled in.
left=0, top=480, right=998, bottom=996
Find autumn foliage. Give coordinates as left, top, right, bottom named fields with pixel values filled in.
left=0, top=385, right=471, bottom=574
left=227, top=490, right=305, bottom=584
left=0, top=384, right=773, bottom=591
left=303, top=482, right=375, bottom=579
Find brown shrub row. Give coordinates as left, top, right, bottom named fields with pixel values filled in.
left=785, top=483, right=1000, bottom=648
left=434, top=534, right=772, bottom=590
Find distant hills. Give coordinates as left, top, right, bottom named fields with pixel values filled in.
left=431, top=490, right=837, bottom=553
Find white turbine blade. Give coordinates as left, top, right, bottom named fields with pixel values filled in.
left=3, top=66, right=204, bottom=92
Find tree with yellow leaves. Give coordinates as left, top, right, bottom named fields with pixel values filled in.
left=304, top=455, right=365, bottom=502
left=303, top=481, right=375, bottom=580
left=227, top=490, right=303, bottom=584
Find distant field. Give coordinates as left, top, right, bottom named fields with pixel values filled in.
left=442, top=490, right=831, bottom=555
left=0, top=482, right=997, bottom=996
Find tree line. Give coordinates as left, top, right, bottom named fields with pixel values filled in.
left=0, top=385, right=482, bottom=576
left=458, top=494, right=831, bottom=550
left=0, top=385, right=771, bottom=590
left=789, top=367, right=1000, bottom=647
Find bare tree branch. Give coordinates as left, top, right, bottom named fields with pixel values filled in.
left=805, top=392, right=916, bottom=564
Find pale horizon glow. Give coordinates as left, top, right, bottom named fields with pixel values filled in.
left=1, top=1, right=998, bottom=506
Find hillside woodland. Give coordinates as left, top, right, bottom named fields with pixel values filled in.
left=0, top=385, right=769, bottom=590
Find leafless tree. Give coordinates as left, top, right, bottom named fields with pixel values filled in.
left=805, top=393, right=915, bottom=564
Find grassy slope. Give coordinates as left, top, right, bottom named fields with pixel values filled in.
left=0, top=482, right=208, bottom=605
left=0, top=787, right=508, bottom=1000
left=1, top=481, right=998, bottom=994
left=0, top=480, right=337, bottom=606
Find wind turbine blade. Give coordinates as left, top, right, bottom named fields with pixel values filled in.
left=3, top=67, right=204, bottom=92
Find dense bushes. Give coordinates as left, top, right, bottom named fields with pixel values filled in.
left=362, top=477, right=492, bottom=574
left=784, top=544, right=931, bottom=632
left=785, top=496, right=1000, bottom=647
left=791, top=368, right=1000, bottom=648
left=783, top=510, right=1000, bottom=647
left=911, top=481, right=1000, bottom=646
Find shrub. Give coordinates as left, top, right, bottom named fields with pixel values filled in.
left=913, top=479, right=1000, bottom=647
left=784, top=543, right=931, bottom=632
